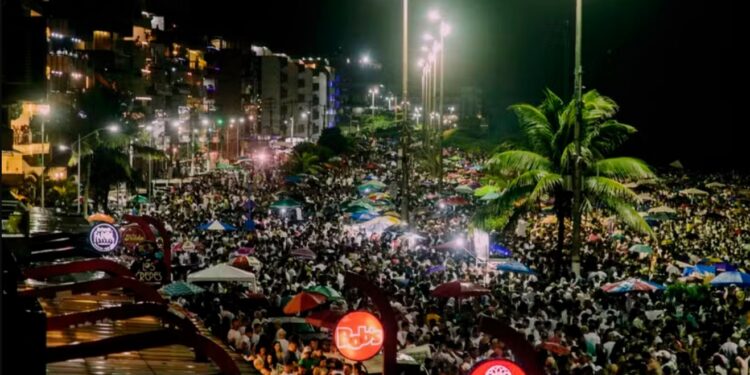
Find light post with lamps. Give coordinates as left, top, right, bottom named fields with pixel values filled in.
left=37, top=105, right=50, bottom=208
left=368, top=87, right=379, bottom=118
left=63, top=124, right=120, bottom=215
left=237, top=117, right=245, bottom=158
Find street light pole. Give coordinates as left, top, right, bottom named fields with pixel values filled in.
left=41, top=117, right=45, bottom=208
left=571, top=0, right=584, bottom=277
left=401, top=0, right=410, bottom=225
left=77, top=133, right=81, bottom=214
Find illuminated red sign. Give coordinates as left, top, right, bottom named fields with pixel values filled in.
left=334, top=311, right=384, bottom=361
left=470, top=359, right=527, bottom=375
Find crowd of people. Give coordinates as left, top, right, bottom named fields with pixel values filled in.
left=122, top=134, right=750, bottom=375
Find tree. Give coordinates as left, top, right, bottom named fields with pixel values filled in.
left=317, top=127, right=350, bottom=155
left=287, top=151, right=323, bottom=175
left=478, top=89, right=655, bottom=271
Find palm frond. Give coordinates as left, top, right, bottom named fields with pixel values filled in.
left=586, top=120, right=637, bottom=155
left=591, top=157, right=655, bottom=180
left=539, top=88, right=564, bottom=131
left=508, top=104, right=553, bottom=155
left=585, top=176, right=639, bottom=204
left=610, top=201, right=657, bottom=239
left=527, top=172, right=563, bottom=202
left=485, top=150, right=552, bottom=177
left=582, top=90, right=618, bottom=122
left=132, top=144, right=167, bottom=160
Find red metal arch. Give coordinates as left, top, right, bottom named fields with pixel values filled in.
left=18, top=276, right=165, bottom=304
left=479, top=317, right=545, bottom=375
left=23, top=259, right=134, bottom=280
left=46, top=302, right=192, bottom=332
left=123, top=214, right=172, bottom=283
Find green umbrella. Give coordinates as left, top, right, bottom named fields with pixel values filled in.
left=304, top=285, right=343, bottom=300
left=216, top=162, right=238, bottom=170
left=131, top=195, right=149, bottom=204
left=347, top=200, right=376, bottom=211
left=629, top=244, right=653, bottom=254
left=270, top=198, right=302, bottom=209
left=480, top=192, right=500, bottom=201
left=455, top=185, right=474, bottom=194
left=474, top=185, right=500, bottom=197
left=159, top=281, right=205, bottom=297
left=611, top=233, right=625, bottom=240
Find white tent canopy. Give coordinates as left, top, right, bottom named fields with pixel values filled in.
left=187, top=264, right=256, bottom=283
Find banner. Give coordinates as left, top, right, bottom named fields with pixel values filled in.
left=399, top=345, right=432, bottom=364
left=473, top=229, right=490, bottom=263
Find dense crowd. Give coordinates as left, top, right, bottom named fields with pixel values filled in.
left=125, top=134, right=750, bottom=375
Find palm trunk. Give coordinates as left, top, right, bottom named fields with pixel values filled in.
left=84, top=157, right=91, bottom=216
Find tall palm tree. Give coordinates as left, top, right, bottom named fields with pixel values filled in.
left=288, top=151, right=323, bottom=175
left=478, top=89, right=655, bottom=271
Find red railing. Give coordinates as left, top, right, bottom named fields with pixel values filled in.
left=18, top=276, right=165, bottom=303
left=23, top=259, right=134, bottom=280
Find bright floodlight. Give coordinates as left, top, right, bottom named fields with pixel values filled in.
left=58, top=144, right=70, bottom=151
left=441, top=23, right=452, bottom=37
left=239, top=118, right=245, bottom=124
left=361, top=54, right=370, bottom=64
left=38, top=104, right=51, bottom=116
left=428, top=9, right=441, bottom=21
left=201, top=119, right=209, bottom=126
left=107, top=124, right=120, bottom=133
left=422, top=33, right=434, bottom=41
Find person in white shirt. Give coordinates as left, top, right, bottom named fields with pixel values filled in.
left=227, top=319, right=242, bottom=349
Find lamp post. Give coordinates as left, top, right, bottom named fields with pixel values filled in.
left=369, top=87, right=379, bottom=118
left=400, top=0, right=410, bottom=225
left=38, top=105, right=50, bottom=208
left=571, top=0, right=584, bottom=276
left=70, top=124, right=120, bottom=215
left=238, top=118, right=244, bottom=158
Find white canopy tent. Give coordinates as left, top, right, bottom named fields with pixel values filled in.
left=187, top=264, right=256, bottom=283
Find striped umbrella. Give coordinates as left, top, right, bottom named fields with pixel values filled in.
left=496, top=260, right=534, bottom=274
left=601, top=278, right=665, bottom=293
left=709, top=271, right=750, bottom=288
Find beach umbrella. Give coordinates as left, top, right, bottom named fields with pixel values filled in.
left=611, top=233, right=625, bottom=240
left=490, top=243, right=512, bottom=257
left=587, top=234, right=601, bottom=243
left=284, top=175, right=302, bottom=184
left=705, top=182, right=726, bottom=189
left=681, top=264, right=716, bottom=277
left=270, top=198, right=302, bottom=209
left=87, top=213, right=115, bottom=224
left=383, top=211, right=401, bottom=218
left=305, top=310, right=343, bottom=330
left=159, top=281, right=205, bottom=297
left=713, top=262, right=737, bottom=273
left=130, top=195, right=149, bottom=204
left=358, top=216, right=401, bottom=233
left=427, top=265, right=447, bottom=274
left=351, top=211, right=380, bottom=222
left=680, top=188, right=709, bottom=196
left=629, top=244, right=653, bottom=254
left=432, top=281, right=490, bottom=298
left=198, top=220, right=237, bottom=231
left=496, top=260, right=534, bottom=275
left=636, top=193, right=654, bottom=202
left=304, top=285, right=343, bottom=300
left=540, top=342, right=571, bottom=356
left=283, top=291, right=328, bottom=315
left=455, top=185, right=474, bottom=194
left=367, top=192, right=391, bottom=201
left=474, top=185, right=500, bottom=197
left=601, top=278, right=665, bottom=293
left=231, top=255, right=262, bottom=270
left=442, top=196, right=470, bottom=206
left=648, top=206, right=677, bottom=215
left=291, top=247, right=316, bottom=260
left=709, top=271, right=750, bottom=288
left=480, top=192, right=500, bottom=201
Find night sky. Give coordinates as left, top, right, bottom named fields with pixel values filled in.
left=154, top=0, right=740, bottom=171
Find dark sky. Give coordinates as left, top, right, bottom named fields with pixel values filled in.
left=156, top=0, right=740, bottom=171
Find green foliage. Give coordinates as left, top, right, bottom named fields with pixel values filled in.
left=479, top=89, right=656, bottom=239
left=293, top=142, right=333, bottom=163
left=317, top=127, right=350, bottom=155
left=665, top=283, right=710, bottom=304
left=287, top=151, right=323, bottom=175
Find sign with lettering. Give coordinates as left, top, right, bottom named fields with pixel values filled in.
left=334, top=311, right=384, bottom=361
left=121, top=225, right=146, bottom=249
left=469, top=359, right=527, bottom=375
left=89, top=223, right=120, bottom=253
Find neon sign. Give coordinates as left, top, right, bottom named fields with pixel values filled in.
left=334, top=311, right=384, bottom=361
left=470, top=359, right=527, bottom=375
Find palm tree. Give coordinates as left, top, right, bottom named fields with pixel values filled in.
left=288, top=151, right=323, bottom=175
left=478, top=89, right=655, bottom=271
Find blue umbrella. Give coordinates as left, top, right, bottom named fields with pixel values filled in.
left=197, top=220, right=237, bottom=231
left=243, top=219, right=256, bottom=231
left=710, top=271, right=750, bottom=288
left=490, top=243, right=512, bottom=257
left=496, top=260, right=534, bottom=274
left=285, top=175, right=302, bottom=184
left=243, top=200, right=256, bottom=211
left=682, top=264, right=716, bottom=277
left=713, top=262, right=737, bottom=273
left=351, top=211, right=380, bottom=222
left=427, top=265, right=447, bottom=274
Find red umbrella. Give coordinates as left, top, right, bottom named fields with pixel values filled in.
left=431, top=281, right=490, bottom=298
left=235, top=246, right=255, bottom=255
left=587, top=234, right=601, bottom=243
left=442, top=196, right=470, bottom=206
left=283, top=292, right=327, bottom=315
left=305, top=310, right=343, bottom=330
left=291, top=247, right=316, bottom=260
left=540, top=341, right=571, bottom=356
left=365, top=162, right=379, bottom=170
